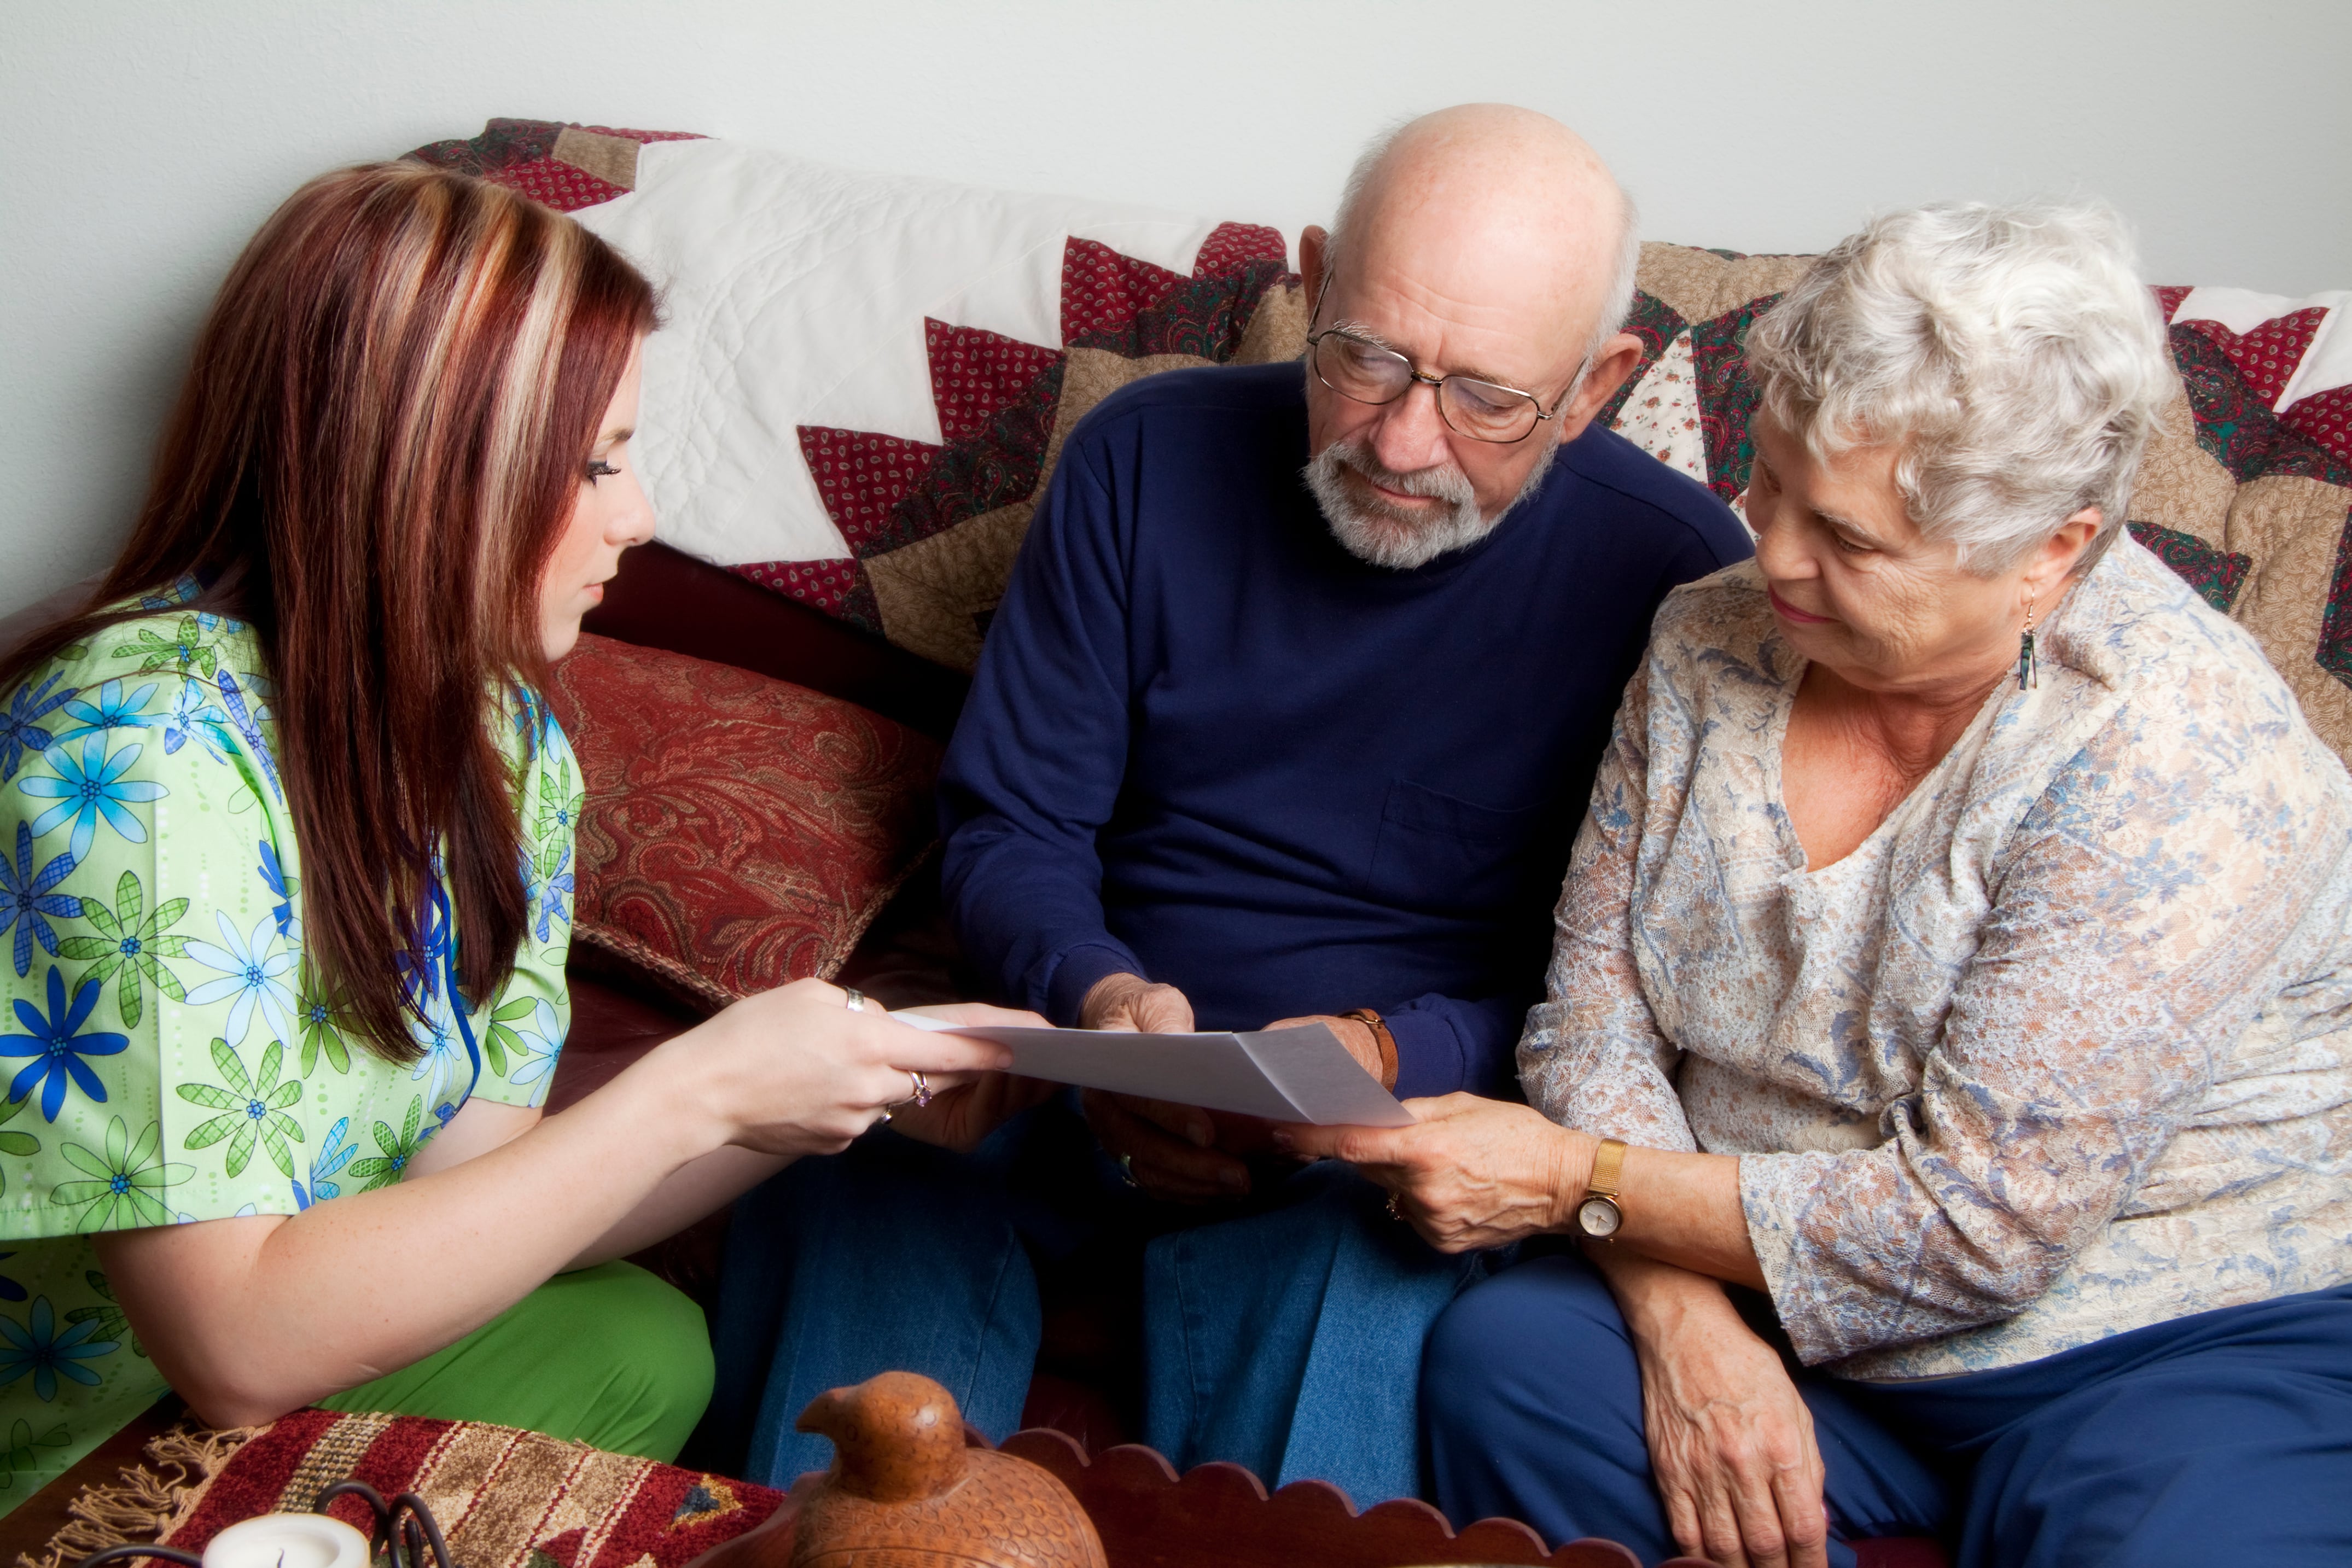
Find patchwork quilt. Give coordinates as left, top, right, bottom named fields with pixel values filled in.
left=407, top=121, right=2352, bottom=765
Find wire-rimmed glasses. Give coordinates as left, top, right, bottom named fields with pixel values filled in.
left=1305, top=322, right=1584, bottom=444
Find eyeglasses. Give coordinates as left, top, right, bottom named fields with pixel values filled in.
left=1303, top=281, right=1584, bottom=445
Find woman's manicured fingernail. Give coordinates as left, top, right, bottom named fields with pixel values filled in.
left=1222, top=1169, right=1249, bottom=1193
left=1270, top=1128, right=1294, bottom=1150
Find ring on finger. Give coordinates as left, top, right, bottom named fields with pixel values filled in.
left=843, top=988, right=868, bottom=1012
left=1117, top=1152, right=1139, bottom=1188
left=1384, top=1192, right=1405, bottom=1221
left=909, top=1070, right=932, bottom=1107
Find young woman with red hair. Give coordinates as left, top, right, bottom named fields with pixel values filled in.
left=0, top=163, right=1023, bottom=1506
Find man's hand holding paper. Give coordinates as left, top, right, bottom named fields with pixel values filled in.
left=1074, top=971, right=1234, bottom=1201
left=1065, top=974, right=1402, bottom=1201
left=899, top=972, right=1416, bottom=1202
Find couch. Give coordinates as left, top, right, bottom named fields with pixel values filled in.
left=482, top=117, right=2347, bottom=1568
left=5, top=116, right=2344, bottom=1568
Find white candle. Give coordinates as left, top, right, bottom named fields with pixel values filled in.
left=201, top=1513, right=374, bottom=1568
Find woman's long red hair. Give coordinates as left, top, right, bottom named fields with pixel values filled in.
left=0, top=164, right=656, bottom=1063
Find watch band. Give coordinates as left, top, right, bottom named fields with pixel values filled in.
left=1587, top=1137, right=1628, bottom=1202
left=1338, top=1009, right=1400, bottom=1089
left=1573, top=1137, right=1631, bottom=1241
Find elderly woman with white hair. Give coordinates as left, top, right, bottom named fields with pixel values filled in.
left=1285, top=202, right=2352, bottom=1568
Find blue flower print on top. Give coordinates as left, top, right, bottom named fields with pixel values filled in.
left=1, top=823, right=79, bottom=979
left=534, top=848, right=574, bottom=945
left=409, top=987, right=471, bottom=1126
left=516, top=846, right=543, bottom=920
left=0, top=675, right=76, bottom=784
left=181, top=911, right=297, bottom=1047
left=0, top=1297, right=117, bottom=1402
left=394, top=881, right=453, bottom=1018
left=18, top=737, right=165, bottom=864
left=509, top=685, right=556, bottom=760
left=213, top=671, right=281, bottom=802
left=138, top=577, right=199, bottom=613
left=0, top=968, right=128, bottom=1122
left=158, top=683, right=236, bottom=766
left=52, top=681, right=161, bottom=748
left=293, top=1116, right=355, bottom=1210
left=509, top=996, right=561, bottom=1106
left=256, top=841, right=299, bottom=943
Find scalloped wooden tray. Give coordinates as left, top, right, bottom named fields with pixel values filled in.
left=686, top=1425, right=1705, bottom=1568
left=992, top=1429, right=1701, bottom=1568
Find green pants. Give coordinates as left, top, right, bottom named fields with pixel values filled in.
left=317, top=1262, right=713, bottom=1461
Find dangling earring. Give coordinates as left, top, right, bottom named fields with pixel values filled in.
left=2016, top=593, right=2039, bottom=691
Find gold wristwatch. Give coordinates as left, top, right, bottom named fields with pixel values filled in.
left=1575, top=1138, right=1628, bottom=1240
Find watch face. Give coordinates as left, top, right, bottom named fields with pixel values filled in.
left=1577, top=1196, right=1623, bottom=1238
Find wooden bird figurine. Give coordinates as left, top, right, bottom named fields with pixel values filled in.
left=787, top=1372, right=1107, bottom=1568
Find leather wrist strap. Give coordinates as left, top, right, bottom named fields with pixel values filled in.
left=1587, top=1137, right=1628, bottom=1203
left=1338, top=1009, right=1400, bottom=1090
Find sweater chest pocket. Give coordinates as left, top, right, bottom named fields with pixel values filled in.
left=1367, top=778, right=1546, bottom=914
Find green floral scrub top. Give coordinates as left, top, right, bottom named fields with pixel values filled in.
left=0, top=586, right=575, bottom=1508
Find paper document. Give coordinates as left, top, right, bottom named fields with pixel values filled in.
left=897, top=1016, right=1415, bottom=1127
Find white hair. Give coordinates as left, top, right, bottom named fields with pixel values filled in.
left=1303, top=430, right=1559, bottom=569
left=1324, top=117, right=1643, bottom=385
left=1744, top=201, right=2175, bottom=574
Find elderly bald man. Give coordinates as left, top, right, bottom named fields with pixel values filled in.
left=705, top=106, right=1750, bottom=1504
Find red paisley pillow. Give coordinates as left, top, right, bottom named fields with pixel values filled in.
left=545, top=634, right=941, bottom=1012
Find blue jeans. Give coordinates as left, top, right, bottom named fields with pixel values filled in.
left=708, top=1097, right=1490, bottom=1505
left=1423, top=1251, right=2352, bottom=1568
left=1144, top=1155, right=1496, bottom=1502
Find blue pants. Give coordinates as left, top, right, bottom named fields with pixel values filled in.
left=708, top=1099, right=1488, bottom=1504
left=1423, top=1252, right=2352, bottom=1568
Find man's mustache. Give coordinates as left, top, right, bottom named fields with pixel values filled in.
left=1327, top=444, right=1476, bottom=507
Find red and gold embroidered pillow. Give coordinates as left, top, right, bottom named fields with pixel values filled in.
left=545, top=634, right=940, bottom=1012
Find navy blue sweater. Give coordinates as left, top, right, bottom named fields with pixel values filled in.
left=939, top=363, right=1750, bottom=1098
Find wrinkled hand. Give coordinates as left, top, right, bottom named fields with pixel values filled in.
left=693, top=979, right=1012, bottom=1159
left=882, top=1002, right=1059, bottom=1152
left=1261, top=1013, right=1388, bottom=1085
left=1276, top=1092, right=1586, bottom=1253
left=1079, top=972, right=1196, bottom=1034
left=1615, top=1261, right=1829, bottom=1568
left=1076, top=974, right=1251, bottom=1202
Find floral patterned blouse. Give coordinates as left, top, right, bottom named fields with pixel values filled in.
left=0, top=588, right=575, bottom=1506
left=1522, top=537, right=2352, bottom=1380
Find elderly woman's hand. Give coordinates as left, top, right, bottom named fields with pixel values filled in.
left=1603, top=1254, right=1830, bottom=1568
left=1275, top=1093, right=1591, bottom=1253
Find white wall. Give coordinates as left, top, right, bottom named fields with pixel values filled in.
left=6, top=0, right=2349, bottom=616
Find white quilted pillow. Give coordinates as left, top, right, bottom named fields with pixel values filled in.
left=573, top=139, right=1231, bottom=571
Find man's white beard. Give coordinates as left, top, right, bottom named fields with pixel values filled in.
left=1302, top=435, right=1558, bottom=570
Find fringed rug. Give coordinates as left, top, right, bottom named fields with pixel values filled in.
left=27, top=1410, right=785, bottom=1568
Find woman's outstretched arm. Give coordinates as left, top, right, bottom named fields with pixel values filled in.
left=439, top=1001, right=1053, bottom=1273
left=94, top=981, right=1010, bottom=1429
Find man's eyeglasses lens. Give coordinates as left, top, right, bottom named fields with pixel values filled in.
left=1309, top=332, right=1544, bottom=442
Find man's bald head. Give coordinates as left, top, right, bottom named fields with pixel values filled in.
left=1323, top=105, right=1638, bottom=373
left=1297, top=106, right=1647, bottom=572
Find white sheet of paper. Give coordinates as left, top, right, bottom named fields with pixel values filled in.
left=895, top=1016, right=1416, bottom=1127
